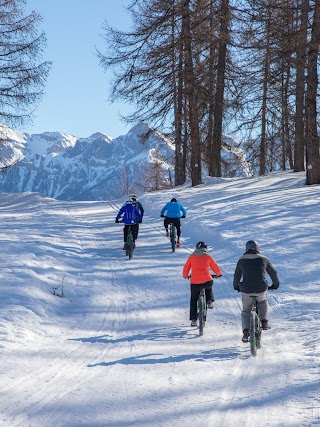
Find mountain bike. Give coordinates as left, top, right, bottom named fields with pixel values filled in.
left=164, top=216, right=183, bottom=252
left=117, top=219, right=135, bottom=260
left=249, top=286, right=273, bottom=356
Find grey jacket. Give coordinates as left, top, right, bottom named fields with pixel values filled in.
left=233, top=250, right=279, bottom=293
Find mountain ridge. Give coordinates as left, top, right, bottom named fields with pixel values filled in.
left=0, top=122, right=251, bottom=200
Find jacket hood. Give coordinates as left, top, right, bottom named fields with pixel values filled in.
left=193, top=247, right=209, bottom=256
left=245, top=249, right=260, bottom=255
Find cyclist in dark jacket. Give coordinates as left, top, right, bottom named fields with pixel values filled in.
left=233, top=240, right=279, bottom=342
left=130, top=195, right=144, bottom=240
left=115, top=200, right=142, bottom=250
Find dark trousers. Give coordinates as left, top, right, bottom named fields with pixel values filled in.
left=190, top=281, right=214, bottom=320
left=164, top=217, right=181, bottom=238
left=123, top=224, right=139, bottom=242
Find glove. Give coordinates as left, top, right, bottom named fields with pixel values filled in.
left=233, top=284, right=240, bottom=292
left=161, top=214, right=165, bottom=218
left=181, top=215, right=185, bottom=218
left=115, top=219, right=119, bottom=223
left=269, top=283, right=279, bottom=290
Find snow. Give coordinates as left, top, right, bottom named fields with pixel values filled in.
left=1, top=171, right=319, bottom=427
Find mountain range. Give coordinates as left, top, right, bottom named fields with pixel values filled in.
left=0, top=123, right=251, bottom=200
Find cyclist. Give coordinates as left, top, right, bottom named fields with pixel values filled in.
left=115, top=200, right=142, bottom=250
left=129, top=194, right=144, bottom=240
left=160, top=197, right=186, bottom=247
left=183, top=241, right=222, bottom=327
left=233, top=240, right=280, bottom=343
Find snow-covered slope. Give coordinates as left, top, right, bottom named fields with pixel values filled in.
left=0, top=171, right=319, bottom=426
left=0, top=123, right=251, bottom=201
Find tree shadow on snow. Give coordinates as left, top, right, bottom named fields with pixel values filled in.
left=69, top=326, right=195, bottom=345
left=87, top=348, right=240, bottom=368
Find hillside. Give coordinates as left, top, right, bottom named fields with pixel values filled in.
left=0, top=171, right=319, bottom=426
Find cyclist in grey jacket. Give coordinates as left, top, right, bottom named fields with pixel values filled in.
left=233, top=240, right=279, bottom=342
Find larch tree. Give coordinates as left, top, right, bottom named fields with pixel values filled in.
left=0, top=0, right=51, bottom=126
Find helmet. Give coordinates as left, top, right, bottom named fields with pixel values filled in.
left=245, top=240, right=259, bottom=251
left=171, top=198, right=177, bottom=202
left=125, top=200, right=133, bottom=205
left=196, top=241, right=207, bottom=249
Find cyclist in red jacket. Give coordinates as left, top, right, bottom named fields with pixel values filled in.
left=183, top=241, right=222, bottom=327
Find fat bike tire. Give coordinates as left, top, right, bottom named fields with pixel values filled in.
left=199, top=294, right=205, bottom=336
left=170, top=225, right=176, bottom=253
left=249, top=311, right=258, bottom=356
left=126, top=229, right=134, bottom=260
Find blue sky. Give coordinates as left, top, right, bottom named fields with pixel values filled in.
left=24, top=0, right=133, bottom=139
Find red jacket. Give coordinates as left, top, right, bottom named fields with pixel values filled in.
left=183, top=251, right=222, bottom=284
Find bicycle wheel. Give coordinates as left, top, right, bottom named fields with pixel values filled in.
left=249, top=311, right=258, bottom=356
left=198, top=292, right=205, bottom=336
left=170, top=223, right=176, bottom=252
left=126, top=227, right=134, bottom=260
left=256, top=318, right=262, bottom=349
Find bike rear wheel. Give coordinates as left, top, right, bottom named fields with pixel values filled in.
left=126, top=227, right=134, bottom=260
left=249, top=311, right=260, bottom=356
left=170, top=223, right=176, bottom=252
left=198, top=292, right=206, bottom=336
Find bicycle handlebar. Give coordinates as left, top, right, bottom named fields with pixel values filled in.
left=187, top=274, right=221, bottom=280
left=162, top=215, right=185, bottom=219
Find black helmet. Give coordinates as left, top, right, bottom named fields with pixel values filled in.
left=196, top=241, right=207, bottom=249
left=245, top=240, right=259, bottom=251
left=171, top=198, right=177, bottom=202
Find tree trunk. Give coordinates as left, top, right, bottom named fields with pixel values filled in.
left=210, top=0, right=229, bottom=177
left=206, top=0, right=215, bottom=175
left=306, top=0, right=320, bottom=185
left=259, top=5, right=271, bottom=176
left=182, top=0, right=202, bottom=186
left=294, top=0, right=308, bottom=172
left=172, top=4, right=185, bottom=186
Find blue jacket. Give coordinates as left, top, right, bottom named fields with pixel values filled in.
left=123, top=201, right=144, bottom=218
left=116, top=205, right=142, bottom=225
left=160, top=201, right=186, bottom=218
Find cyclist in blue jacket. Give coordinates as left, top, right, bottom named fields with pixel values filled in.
left=116, top=200, right=142, bottom=250
left=160, top=198, right=186, bottom=247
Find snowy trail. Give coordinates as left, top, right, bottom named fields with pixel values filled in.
left=1, top=171, right=320, bottom=426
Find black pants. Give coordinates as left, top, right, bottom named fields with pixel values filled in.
left=123, top=224, right=139, bottom=242
left=190, top=281, right=214, bottom=320
left=164, top=217, right=181, bottom=238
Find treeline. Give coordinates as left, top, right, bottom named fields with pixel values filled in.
left=99, top=0, right=320, bottom=186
